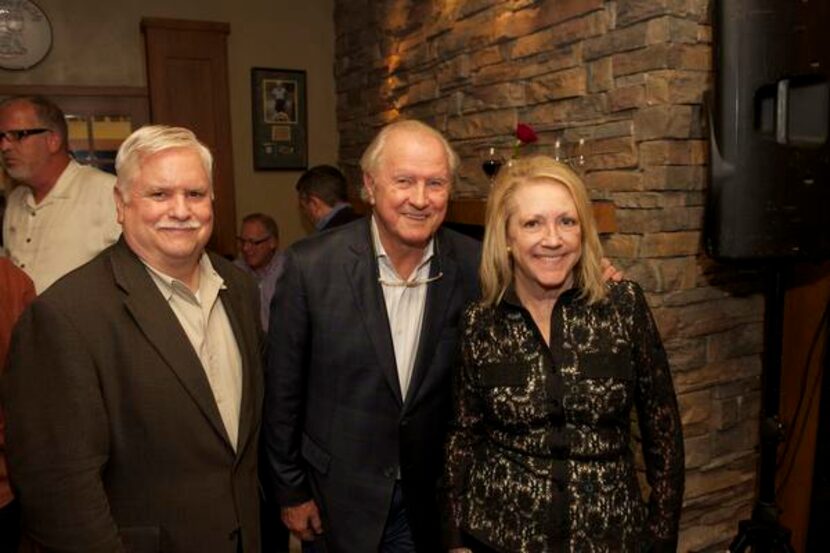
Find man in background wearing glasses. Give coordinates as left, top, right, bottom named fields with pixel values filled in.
left=235, top=212, right=285, bottom=332
left=264, top=119, right=481, bottom=552
left=0, top=95, right=120, bottom=292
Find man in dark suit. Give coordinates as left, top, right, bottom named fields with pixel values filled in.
left=1, top=126, right=263, bottom=552
left=264, top=120, right=481, bottom=552
left=295, top=164, right=361, bottom=232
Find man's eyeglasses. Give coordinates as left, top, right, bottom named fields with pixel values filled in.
left=0, top=128, right=51, bottom=143
left=237, top=235, right=272, bottom=247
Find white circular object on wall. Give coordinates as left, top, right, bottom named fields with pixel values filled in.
left=0, top=0, right=53, bottom=70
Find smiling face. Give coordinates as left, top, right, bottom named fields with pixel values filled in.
left=115, top=146, right=213, bottom=279
left=362, top=128, right=451, bottom=254
left=507, top=180, right=582, bottom=300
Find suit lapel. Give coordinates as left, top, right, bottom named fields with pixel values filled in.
left=215, top=263, right=258, bottom=461
left=345, top=225, right=403, bottom=405
left=111, top=241, right=233, bottom=449
left=405, top=231, right=457, bottom=408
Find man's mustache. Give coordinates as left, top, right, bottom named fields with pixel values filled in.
left=155, top=219, right=203, bottom=230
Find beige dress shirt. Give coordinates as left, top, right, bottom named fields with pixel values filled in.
left=145, top=255, right=244, bottom=450
left=371, top=217, right=434, bottom=401
left=2, top=160, right=121, bottom=293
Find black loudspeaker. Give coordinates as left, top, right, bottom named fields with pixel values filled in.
left=706, top=0, right=830, bottom=260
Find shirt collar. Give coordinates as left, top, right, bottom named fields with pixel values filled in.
left=315, top=202, right=350, bottom=231
left=499, top=283, right=580, bottom=311
left=23, top=159, right=81, bottom=207
left=144, top=253, right=226, bottom=303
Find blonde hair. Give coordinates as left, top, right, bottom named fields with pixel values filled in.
left=115, top=125, right=213, bottom=198
left=480, top=155, right=606, bottom=306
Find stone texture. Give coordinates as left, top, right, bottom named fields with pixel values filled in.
left=634, top=105, right=695, bottom=140
left=587, top=57, right=614, bottom=93
left=586, top=170, right=645, bottom=191
left=651, top=70, right=711, bottom=104
left=643, top=165, right=707, bottom=190
left=602, top=233, right=640, bottom=257
left=526, top=67, right=588, bottom=102
left=674, top=356, right=762, bottom=394
left=609, top=84, right=647, bottom=112
left=639, top=230, right=700, bottom=257
left=615, top=206, right=704, bottom=232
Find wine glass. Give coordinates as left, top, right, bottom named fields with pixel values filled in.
left=573, top=138, right=586, bottom=174
left=480, top=146, right=503, bottom=185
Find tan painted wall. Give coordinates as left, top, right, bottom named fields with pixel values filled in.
left=4, top=0, right=337, bottom=247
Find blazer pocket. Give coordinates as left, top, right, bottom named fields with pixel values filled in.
left=120, top=526, right=160, bottom=553
left=301, top=433, right=332, bottom=475
left=579, top=352, right=633, bottom=380
left=479, top=362, right=531, bottom=387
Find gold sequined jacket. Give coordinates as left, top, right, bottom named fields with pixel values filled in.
left=443, top=281, right=684, bottom=552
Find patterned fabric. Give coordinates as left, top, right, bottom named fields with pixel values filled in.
left=444, top=280, right=684, bottom=553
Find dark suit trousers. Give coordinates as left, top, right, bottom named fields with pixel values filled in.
left=302, top=481, right=415, bottom=553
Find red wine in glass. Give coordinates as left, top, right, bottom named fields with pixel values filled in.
left=482, top=158, right=502, bottom=178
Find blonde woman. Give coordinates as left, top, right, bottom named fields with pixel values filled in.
left=443, top=156, right=684, bottom=552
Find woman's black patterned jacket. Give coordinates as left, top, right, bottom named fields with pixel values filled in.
left=443, top=280, right=684, bottom=552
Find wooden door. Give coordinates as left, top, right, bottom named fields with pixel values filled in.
left=141, top=18, right=237, bottom=257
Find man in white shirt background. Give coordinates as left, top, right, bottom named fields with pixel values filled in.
left=0, top=95, right=120, bottom=292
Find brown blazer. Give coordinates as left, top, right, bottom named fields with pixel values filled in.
left=1, top=239, right=264, bottom=553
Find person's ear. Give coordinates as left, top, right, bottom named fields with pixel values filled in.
left=46, top=130, right=63, bottom=154
left=362, top=173, right=376, bottom=205
left=113, top=187, right=126, bottom=225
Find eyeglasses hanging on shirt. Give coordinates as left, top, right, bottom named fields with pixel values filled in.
left=378, top=271, right=444, bottom=288
left=377, top=247, right=444, bottom=288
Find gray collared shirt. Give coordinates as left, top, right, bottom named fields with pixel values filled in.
left=144, top=255, right=243, bottom=450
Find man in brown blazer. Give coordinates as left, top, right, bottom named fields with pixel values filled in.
left=1, top=126, right=263, bottom=553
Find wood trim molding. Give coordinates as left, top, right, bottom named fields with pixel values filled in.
left=0, top=85, right=147, bottom=98
left=141, top=18, right=230, bottom=34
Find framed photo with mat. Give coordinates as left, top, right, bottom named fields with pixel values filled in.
left=251, top=67, right=307, bottom=170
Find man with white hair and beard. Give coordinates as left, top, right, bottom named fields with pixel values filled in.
left=2, top=125, right=264, bottom=552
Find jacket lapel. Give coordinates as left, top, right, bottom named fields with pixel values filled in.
left=111, top=240, right=233, bottom=449
left=345, top=224, right=403, bottom=405
left=213, top=258, right=260, bottom=461
left=404, top=230, right=457, bottom=408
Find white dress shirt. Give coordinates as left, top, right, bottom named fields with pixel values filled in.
left=371, top=217, right=435, bottom=401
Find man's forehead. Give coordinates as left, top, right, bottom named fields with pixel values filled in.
left=241, top=220, right=267, bottom=235
left=0, top=101, right=39, bottom=126
left=380, top=132, right=449, bottom=172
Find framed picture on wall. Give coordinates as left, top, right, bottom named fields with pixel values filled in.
left=251, top=67, right=308, bottom=170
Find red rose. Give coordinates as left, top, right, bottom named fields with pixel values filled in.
left=516, top=123, right=538, bottom=144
